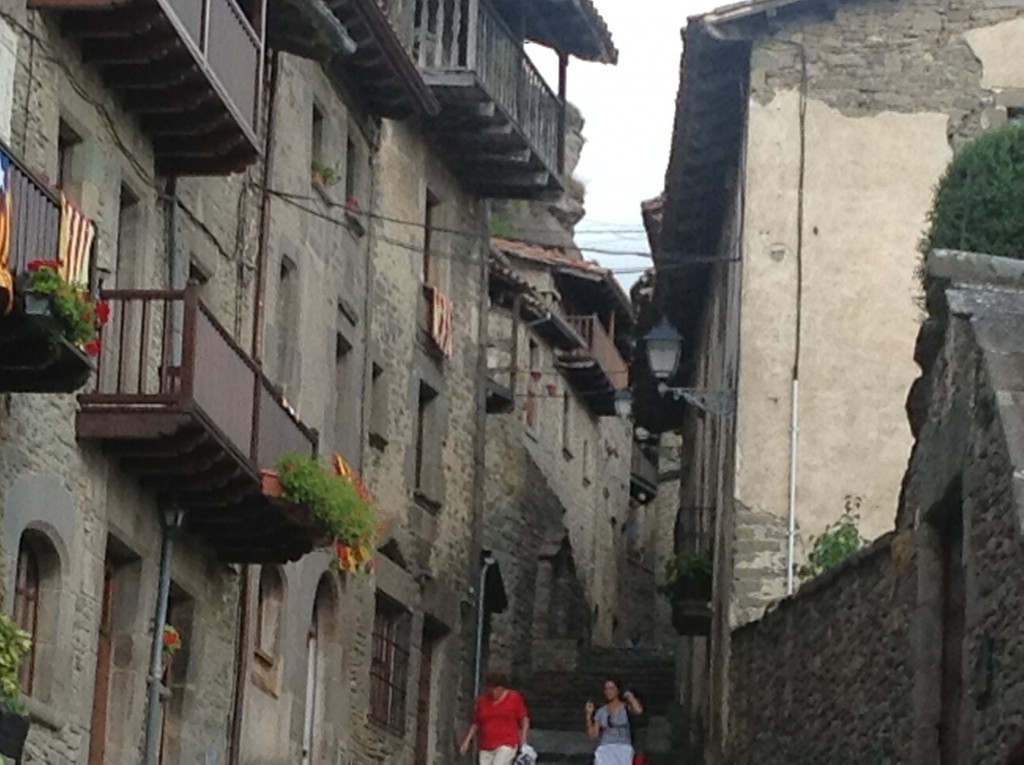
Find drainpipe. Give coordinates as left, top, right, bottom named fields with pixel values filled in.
left=165, top=177, right=182, bottom=365
left=143, top=508, right=184, bottom=765
left=229, top=48, right=281, bottom=765
left=473, top=554, right=496, bottom=699
left=784, top=41, right=808, bottom=597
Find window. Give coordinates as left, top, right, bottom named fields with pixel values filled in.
left=311, top=104, right=325, bottom=170
left=345, top=137, right=358, bottom=202
left=422, top=190, right=439, bottom=285
left=369, top=596, right=411, bottom=732
left=1009, top=107, right=1024, bottom=126
left=275, top=256, right=299, bottom=394
left=525, top=340, right=539, bottom=430
left=561, top=392, right=573, bottom=456
left=369, top=363, right=388, bottom=449
left=256, top=566, right=284, bottom=666
left=13, top=539, right=40, bottom=694
left=159, top=586, right=194, bottom=765
left=334, top=330, right=354, bottom=457
left=57, top=120, right=81, bottom=193
left=115, top=184, right=140, bottom=286
left=414, top=382, right=440, bottom=498
left=582, top=440, right=591, bottom=486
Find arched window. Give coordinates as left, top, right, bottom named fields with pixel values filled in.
left=13, top=538, right=40, bottom=693
left=12, top=529, right=61, bottom=701
left=255, top=566, right=284, bottom=665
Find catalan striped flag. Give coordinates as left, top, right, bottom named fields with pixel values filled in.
left=57, top=193, right=94, bottom=286
left=0, top=152, right=12, bottom=316
left=429, top=285, right=454, bottom=359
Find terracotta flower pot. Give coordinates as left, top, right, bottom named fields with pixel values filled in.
left=260, top=469, right=284, bottom=498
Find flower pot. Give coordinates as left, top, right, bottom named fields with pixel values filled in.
left=670, top=598, right=712, bottom=636
left=260, top=469, right=284, bottom=499
left=22, top=291, right=52, bottom=318
left=260, top=470, right=332, bottom=548
left=0, top=707, right=30, bottom=759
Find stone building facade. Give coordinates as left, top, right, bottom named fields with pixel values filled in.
left=725, top=250, right=1024, bottom=763
left=484, top=238, right=658, bottom=675
left=636, top=1, right=1024, bottom=760
left=0, top=0, right=618, bottom=764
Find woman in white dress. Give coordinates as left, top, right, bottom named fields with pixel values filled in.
left=584, top=678, right=643, bottom=765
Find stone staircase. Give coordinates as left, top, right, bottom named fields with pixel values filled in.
left=519, top=648, right=678, bottom=764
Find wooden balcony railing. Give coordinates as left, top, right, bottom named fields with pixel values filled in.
left=3, top=149, right=60, bottom=278
left=81, top=286, right=315, bottom=473
left=565, top=315, right=628, bottom=391
left=412, top=0, right=561, bottom=173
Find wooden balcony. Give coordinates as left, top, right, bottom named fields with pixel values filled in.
left=556, top=314, right=627, bottom=416
left=412, top=0, right=563, bottom=198
left=77, top=286, right=322, bottom=563
left=0, top=145, right=93, bottom=393
left=30, top=0, right=263, bottom=175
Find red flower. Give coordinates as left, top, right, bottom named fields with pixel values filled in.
left=84, top=338, right=102, bottom=357
left=95, top=301, right=111, bottom=325
left=27, top=259, right=61, bottom=273
left=345, top=195, right=360, bottom=211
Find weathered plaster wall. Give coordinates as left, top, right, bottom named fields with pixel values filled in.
left=734, top=3, right=1024, bottom=621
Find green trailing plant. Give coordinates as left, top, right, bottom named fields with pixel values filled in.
left=0, top=612, right=31, bottom=715
left=798, top=499, right=866, bottom=579
left=275, top=453, right=376, bottom=547
left=489, top=213, right=517, bottom=239
left=311, top=161, right=339, bottom=187
left=923, top=123, right=1024, bottom=259
left=658, top=551, right=713, bottom=599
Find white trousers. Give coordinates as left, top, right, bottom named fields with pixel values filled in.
left=595, top=743, right=634, bottom=765
left=479, top=745, right=517, bottom=765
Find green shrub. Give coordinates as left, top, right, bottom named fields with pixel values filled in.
left=924, top=123, right=1024, bottom=259
left=797, top=506, right=865, bottom=580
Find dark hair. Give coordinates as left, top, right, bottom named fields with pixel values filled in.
left=603, top=677, right=623, bottom=696
left=484, top=672, right=509, bottom=689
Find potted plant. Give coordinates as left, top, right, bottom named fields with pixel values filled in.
left=659, top=552, right=713, bottom=636
left=262, top=453, right=377, bottom=571
left=162, top=624, right=182, bottom=672
left=22, top=259, right=110, bottom=356
left=0, top=612, right=32, bottom=759
left=310, top=161, right=339, bottom=188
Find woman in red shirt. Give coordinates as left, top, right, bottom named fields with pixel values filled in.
left=458, top=672, right=530, bottom=764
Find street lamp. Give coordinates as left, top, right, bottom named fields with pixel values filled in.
left=643, top=319, right=683, bottom=380
left=614, top=389, right=633, bottom=419
left=644, top=316, right=735, bottom=417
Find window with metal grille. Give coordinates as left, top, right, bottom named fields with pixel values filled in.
left=13, top=538, right=39, bottom=694
left=369, top=596, right=411, bottom=732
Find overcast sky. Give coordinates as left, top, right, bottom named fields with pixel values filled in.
left=531, top=0, right=718, bottom=290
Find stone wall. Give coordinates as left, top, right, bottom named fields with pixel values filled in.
left=728, top=534, right=917, bottom=762
left=724, top=252, right=1024, bottom=763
